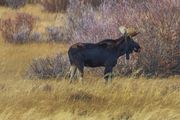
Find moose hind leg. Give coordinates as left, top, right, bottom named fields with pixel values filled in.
left=69, top=65, right=77, bottom=83
left=76, top=63, right=84, bottom=83
left=104, top=66, right=113, bottom=83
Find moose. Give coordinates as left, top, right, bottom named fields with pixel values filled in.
left=67, top=27, right=141, bottom=83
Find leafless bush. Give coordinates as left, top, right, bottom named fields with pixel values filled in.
left=134, top=0, right=180, bottom=76
left=40, top=0, right=69, bottom=12
left=46, top=26, right=67, bottom=43
left=66, top=0, right=180, bottom=76
left=0, top=13, right=37, bottom=44
left=78, top=0, right=104, bottom=8
left=27, top=54, right=69, bottom=79
left=0, top=0, right=7, bottom=6
left=5, top=0, right=27, bottom=8
left=30, top=32, right=42, bottom=42
left=40, top=0, right=105, bottom=13
left=27, top=0, right=39, bottom=4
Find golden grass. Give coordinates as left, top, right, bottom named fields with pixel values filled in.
left=0, top=75, right=180, bottom=120
left=0, top=4, right=180, bottom=120
left=0, top=39, right=68, bottom=80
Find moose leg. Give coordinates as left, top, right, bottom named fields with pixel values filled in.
left=76, top=63, right=84, bottom=83
left=77, top=69, right=84, bottom=84
left=69, top=65, right=77, bottom=83
left=125, top=57, right=130, bottom=66
left=104, top=66, right=113, bottom=83
left=125, top=57, right=131, bottom=74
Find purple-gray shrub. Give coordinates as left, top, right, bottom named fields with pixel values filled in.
left=5, top=0, right=26, bottom=8
left=0, top=13, right=42, bottom=44
left=27, top=54, right=69, bottom=79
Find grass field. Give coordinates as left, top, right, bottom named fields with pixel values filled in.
left=0, top=5, right=180, bottom=120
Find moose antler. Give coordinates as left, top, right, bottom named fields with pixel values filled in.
left=119, top=26, right=127, bottom=34
left=127, top=27, right=139, bottom=37
left=119, top=26, right=139, bottom=37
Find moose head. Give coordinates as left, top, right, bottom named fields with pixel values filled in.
left=119, top=26, right=141, bottom=60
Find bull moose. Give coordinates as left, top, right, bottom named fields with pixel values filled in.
left=67, top=27, right=141, bottom=83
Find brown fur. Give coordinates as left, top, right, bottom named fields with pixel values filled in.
left=71, top=43, right=85, bottom=49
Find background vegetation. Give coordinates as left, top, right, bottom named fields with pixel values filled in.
left=0, top=0, right=179, bottom=120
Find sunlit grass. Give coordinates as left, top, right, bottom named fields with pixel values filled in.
left=0, top=40, right=68, bottom=80
left=0, top=75, right=180, bottom=120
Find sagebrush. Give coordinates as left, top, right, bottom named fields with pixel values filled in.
left=46, top=26, right=67, bottom=43
left=0, top=0, right=6, bottom=6
left=0, top=13, right=36, bottom=44
left=5, top=0, right=26, bottom=8
left=27, top=54, right=69, bottom=79
left=40, top=0, right=69, bottom=12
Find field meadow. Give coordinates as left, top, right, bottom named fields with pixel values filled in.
left=0, top=4, right=180, bottom=120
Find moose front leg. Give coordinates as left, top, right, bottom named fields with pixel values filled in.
left=104, top=66, right=113, bottom=83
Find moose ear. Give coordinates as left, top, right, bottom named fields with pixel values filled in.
left=119, top=26, right=127, bottom=34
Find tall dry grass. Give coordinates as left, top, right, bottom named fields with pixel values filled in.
left=0, top=76, right=180, bottom=120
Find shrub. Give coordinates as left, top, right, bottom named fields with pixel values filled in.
left=0, top=13, right=36, bottom=44
left=134, top=0, right=180, bottom=76
left=66, top=0, right=119, bottom=43
left=5, top=0, right=27, bottom=8
left=79, top=0, right=104, bottom=8
left=0, top=0, right=7, bottom=6
left=46, top=26, right=66, bottom=43
left=40, top=0, right=69, bottom=12
left=27, top=0, right=39, bottom=4
left=66, top=0, right=180, bottom=76
left=30, top=32, right=42, bottom=42
left=27, top=54, right=69, bottom=79
left=40, top=0, right=105, bottom=13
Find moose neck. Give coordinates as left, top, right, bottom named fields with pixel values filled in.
left=115, top=36, right=127, bottom=58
